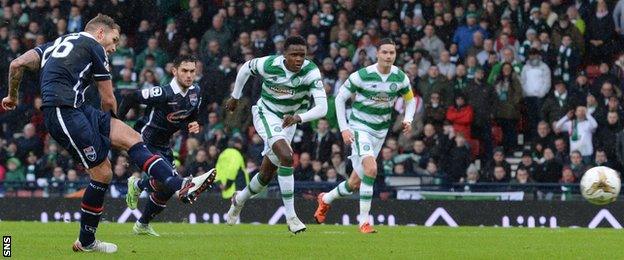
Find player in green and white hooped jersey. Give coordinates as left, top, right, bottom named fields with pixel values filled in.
left=225, top=36, right=327, bottom=234
left=314, top=38, right=417, bottom=233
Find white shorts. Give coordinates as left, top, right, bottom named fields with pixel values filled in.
left=252, top=105, right=296, bottom=166
left=349, top=129, right=385, bottom=179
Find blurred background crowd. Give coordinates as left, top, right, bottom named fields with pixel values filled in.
left=1, top=0, right=624, bottom=199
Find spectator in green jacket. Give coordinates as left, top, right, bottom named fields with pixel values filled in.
left=201, top=14, right=233, bottom=55
left=135, top=37, right=168, bottom=72
left=487, top=47, right=523, bottom=85
left=4, top=157, right=24, bottom=191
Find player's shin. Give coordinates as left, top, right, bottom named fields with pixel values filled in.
left=139, top=191, right=171, bottom=224
left=359, top=175, right=375, bottom=225
left=235, top=172, right=269, bottom=204
left=323, top=181, right=354, bottom=204
left=128, top=142, right=183, bottom=191
left=79, top=180, right=108, bottom=246
left=277, top=166, right=296, bottom=218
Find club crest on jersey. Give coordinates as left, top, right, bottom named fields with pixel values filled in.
left=363, top=144, right=371, bottom=151
left=291, top=77, right=301, bottom=86
left=83, top=146, right=97, bottom=162
left=274, top=126, right=283, bottom=132
left=189, top=93, right=198, bottom=106
left=390, top=83, right=398, bottom=91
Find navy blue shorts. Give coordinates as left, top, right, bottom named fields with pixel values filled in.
left=43, top=106, right=111, bottom=169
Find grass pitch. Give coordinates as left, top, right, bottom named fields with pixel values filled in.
left=0, top=221, right=623, bottom=259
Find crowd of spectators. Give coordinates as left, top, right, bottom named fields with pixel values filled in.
left=1, top=0, right=624, bottom=197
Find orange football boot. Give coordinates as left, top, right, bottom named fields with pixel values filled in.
left=314, top=192, right=331, bottom=224
left=359, top=222, right=377, bottom=234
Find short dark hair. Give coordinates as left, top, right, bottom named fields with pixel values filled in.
left=173, top=55, right=198, bottom=68
left=284, top=35, right=306, bottom=50
left=85, top=14, right=120, bottom=32
left=377, top=37, right=396, bottom=48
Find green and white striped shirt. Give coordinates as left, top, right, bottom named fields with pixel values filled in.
left=339, top=64, right=412, bottom=138
left=245, top=55, right=324, bottom=118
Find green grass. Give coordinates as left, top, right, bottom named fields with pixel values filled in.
left=0, top=221, right=623, bottom=259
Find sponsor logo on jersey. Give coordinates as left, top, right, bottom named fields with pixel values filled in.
left=166, top=110, right=192, bottom=123
left=371, top=92, right=392, bottom=103
left=268, top=85, right=295, bottom=96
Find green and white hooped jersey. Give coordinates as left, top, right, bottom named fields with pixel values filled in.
left=249, top=55, right=323, bottom=118
left=343, top=65, right=412, bottom=138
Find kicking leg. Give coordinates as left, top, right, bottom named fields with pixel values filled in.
left=109, top=118, right=215, bottom=203
left=227, top=156, right=276, bottom=224
left=73, top=159, right=118, bottom=253
left=314, top=170, right=360, bottom=224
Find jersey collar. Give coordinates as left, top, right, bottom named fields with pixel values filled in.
left=170, top=78, right=193, bottom=97
left=80, top=31, right=97, bottom=41
left=368, top=63, right=397, bottom=81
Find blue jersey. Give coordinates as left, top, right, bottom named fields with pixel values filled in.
left=35, top=32, right=111, bottom=108
left=137, top=80, right=202, bottom=147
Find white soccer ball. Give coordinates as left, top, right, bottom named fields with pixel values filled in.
left=580, top=166, right=621, bottom=205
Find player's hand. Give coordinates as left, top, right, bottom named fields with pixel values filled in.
left=282, top=114, right=301, bottom=128
left=225, top=98, right=238, bottom=112
left=1, top=96, right=18, bottom=110
left=188, top=121, right=200, bottom=134
left=341, top=130, right=354, bottom=145
left=402, top=121, right=412, bottom=136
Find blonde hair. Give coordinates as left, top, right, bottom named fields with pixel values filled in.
left=85, top=14, right=120, bottom=32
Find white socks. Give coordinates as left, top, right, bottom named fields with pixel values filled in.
left=277, top=166, right=296, bottom=218
left=235, top=173, right=268, bottom=205
left=323, top=181, right=353, bottom=204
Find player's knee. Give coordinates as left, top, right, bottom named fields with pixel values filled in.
left=279, top=155, right=293, bottom=167
left=349, top=178, right=361, bottom=190
left=259, top=171, right=274, bottom=184
left=364, top=164, right=378, bottom=177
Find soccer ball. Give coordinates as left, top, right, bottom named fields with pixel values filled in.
left=580, top=166, right=621, bottom=205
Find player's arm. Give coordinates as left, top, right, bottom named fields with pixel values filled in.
left=118, top=86, right=167, bottom=119
left=187, top=95, right=202, bottom=134
left=336, top=78, right=356, bottom=145
left=90, top=44, right=116, bottom=115
left=97, top=80, right=117, bottom=115
left=283, top=77, right=328, bottom=127
left=399, top=80, right=416, bottom=135
left=2, top=49, right=40, bottom=110
left=226, top=57, right=263, bottom=111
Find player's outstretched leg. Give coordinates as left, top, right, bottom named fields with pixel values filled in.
left=314, top=172, right=358, bottom=224
left=73, top=159, right=118, bottom=253
left=272, top=140, right=306, bottom=234
left=358, top=157, right=377, bottom=234
left=110, top=119, right=215, bottom=203
left=134, top=188, right=174, bottom=236
left=227, top=156, right=275, bottom=224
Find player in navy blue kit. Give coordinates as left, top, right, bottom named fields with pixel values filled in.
left=118, top=55, right=202, bottom=236
left=1, top=15, right=216, bottom=253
